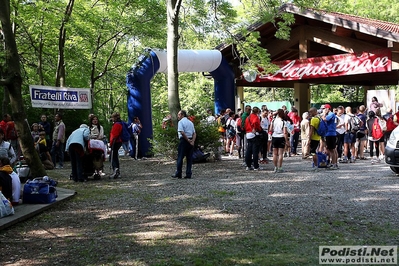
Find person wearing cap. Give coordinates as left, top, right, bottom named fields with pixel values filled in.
left=321, top=104, right=338, bottom=169
left=65, top=124, right=90, bottom=182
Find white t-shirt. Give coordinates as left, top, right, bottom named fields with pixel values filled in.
left=226, top=118, right=236, bottom=129
left=336, top=114, right=346, bottom=134
left=271, top=117, right=285, bottom=138
left=260, top=116, right=270, bottom=131
left=10, top=171, right=21, bottom=204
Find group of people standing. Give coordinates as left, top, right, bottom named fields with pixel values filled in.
left=67, top=112, right=142, bottom=182
left=306, top=97, right=396, bottom=169
left=207, top=96, right=395, bottom=173
left=212, top=105, right=301, bottom=173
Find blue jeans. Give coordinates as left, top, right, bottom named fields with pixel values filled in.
left=290, top=131, right=299, bottom=154
left=245, top=137, right=260, bottom=169
left=175, top=138, right=194, bottom=177
left=69, top=144, right=84, bottom=181
left=51, top=141, right=65, bottom=167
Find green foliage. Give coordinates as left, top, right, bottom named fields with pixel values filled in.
left=5, top=0, right=167, bottom=128
left=243, top=87, right=294, bottom=103
left=149, top=124, right=179, bottom=159
left=150, top=119, right=221, bottom=160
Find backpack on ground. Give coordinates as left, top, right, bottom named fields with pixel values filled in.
left=317, top=152, right=328, bottom=168
left=371, top=118, right=384, bottom=140
left=348, top=115, right=361, bottom=133
left=316, top=117, right=327, bottom=137
left=118, top=121, right=131, bottom=142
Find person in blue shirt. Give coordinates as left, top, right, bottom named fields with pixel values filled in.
left=322, top=104, right=338, bottom=169
left=65, top=124, right=90, bottom=182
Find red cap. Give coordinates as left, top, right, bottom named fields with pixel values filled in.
left=324, top=104, right=331, bottom=109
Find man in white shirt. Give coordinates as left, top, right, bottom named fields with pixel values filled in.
left=172, top=110, right=196, bottom=179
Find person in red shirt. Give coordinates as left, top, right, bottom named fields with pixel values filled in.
left=109, top=112, right=123, bottom=179
left=0, top=114, right=10, bottom=137
left=288, top=108, right=301, bottom=156
left=244, top=107, right=263, bottom=171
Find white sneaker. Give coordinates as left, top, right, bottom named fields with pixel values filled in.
left=246, top=167, right=253, bottom=171
left=253, top=167, right=263, bottom=171
left=273, top=167, right=278, bottom=173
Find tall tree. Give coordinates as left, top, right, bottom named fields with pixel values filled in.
left=0, top=0, right=46, bottom=177
left=56, top=0, right=75, bottom=87
left=166, top=0, right=183, bottom=124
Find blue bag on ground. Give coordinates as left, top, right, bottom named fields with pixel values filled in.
left=317, top=152, right=328, bottom=168
left=23, top=178, right=58, bottom=204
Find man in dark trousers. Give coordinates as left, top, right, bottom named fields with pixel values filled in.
left=172, top=110, right=196, bottom=179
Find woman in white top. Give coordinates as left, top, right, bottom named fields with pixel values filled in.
left=89, top=115, right=104, bottom=140
left=225, top=111, right=236, bottom=156
left=88, top=115, right=107, bottom=158
left=269, top=109, right=288, bottom=173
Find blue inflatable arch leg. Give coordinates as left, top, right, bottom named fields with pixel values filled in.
left=126, top=49, right=235, bottom=157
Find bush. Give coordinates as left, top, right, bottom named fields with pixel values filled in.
left=150, top=119, right=221, bottom=160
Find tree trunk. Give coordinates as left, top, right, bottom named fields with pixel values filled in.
left=55, top=0, right=75, bottom=87
left=0, top=0, right=46, bottom=177
left=167, top=0, right=182, bottom=125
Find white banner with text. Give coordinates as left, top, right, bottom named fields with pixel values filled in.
left=29, top=85, right=92, bottom=109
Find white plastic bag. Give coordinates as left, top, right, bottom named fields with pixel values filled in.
left=0, top=191, right=14, bottom=218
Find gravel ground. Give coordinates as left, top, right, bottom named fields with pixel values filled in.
left=1, top=151, right=398, bottom=265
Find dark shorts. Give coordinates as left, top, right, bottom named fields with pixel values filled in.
left=344, top=132, right=356, bottom=144
left=272, top=137, right=286, bottom=149
left=356, top=131, right=366, bottom=140
left=325, top=136, right=337, bottom=150
left=310, top=140, right=319, bottom=155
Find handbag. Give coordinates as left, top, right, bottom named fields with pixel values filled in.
left=14, top=161, right=31, bottom=183
left=23, top=178, right=58, bottom=204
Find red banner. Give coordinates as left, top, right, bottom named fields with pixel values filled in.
left=254, top=49, right=392, bottom=82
